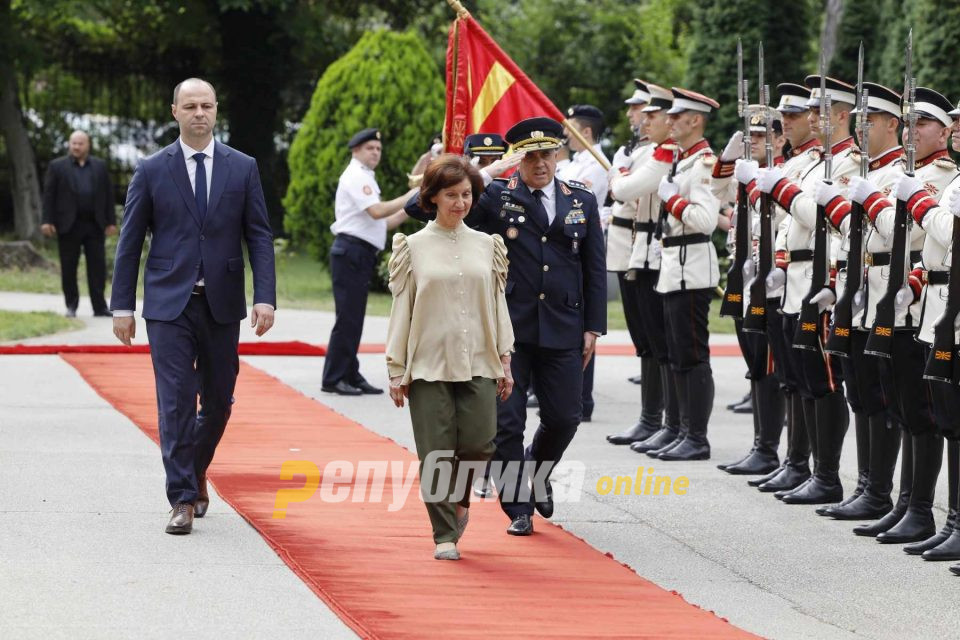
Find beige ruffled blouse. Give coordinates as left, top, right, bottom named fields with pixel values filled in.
left=386, top=221, right=514, bottom=386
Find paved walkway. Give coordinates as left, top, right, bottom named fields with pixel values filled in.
left=1, top=291, right=956, bottom=639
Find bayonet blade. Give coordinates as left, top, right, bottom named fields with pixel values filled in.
left=737, top=38, right=744, bottom=117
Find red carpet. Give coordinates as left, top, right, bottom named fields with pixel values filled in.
left=62, top=353, right=759, bottom=639
left=2, top=340, right=741, bottom=357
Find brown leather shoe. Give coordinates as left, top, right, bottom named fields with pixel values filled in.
left=195, top=476, right=209, bottom=518
left=165, top=503, right=194, bottom=535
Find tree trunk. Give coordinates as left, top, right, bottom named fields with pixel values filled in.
left=821, top=0, right=845, bottom=72
left=0, top=0, right=41, bottom=242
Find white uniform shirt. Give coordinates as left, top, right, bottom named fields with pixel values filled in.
left=332, top=157, right=387, bottom=250
left=917, top=171, right=960, bottom=343
left=558, top=143, right=609, bottom=208
left=606, top=142, right=651, bottom=271
left=610, top=142, right=672, bottom=271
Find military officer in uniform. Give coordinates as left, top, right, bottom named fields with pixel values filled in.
left=847, top=88, right=958, bottom=546
left=322, top=128, right=416, bottom=396
left=607, top=83, right=680, bottom=453
left=464, top=133, right=507, bottom=168
left=651, top=87, right=721, bottom=461
left=756, top=76, right=858, bottom=504
left=405, top=117, right=606, bottom=535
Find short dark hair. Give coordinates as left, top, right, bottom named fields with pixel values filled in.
left=173, top=78, right=217, bottom=104
left=571, top=115, right=604, bottom=143
left=418, top=154, right=485, bottom=213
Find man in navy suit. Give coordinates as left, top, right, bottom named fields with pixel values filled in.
left=406, top=117, right=607, bottom=535
left=111, top=78, right=277, bottom=535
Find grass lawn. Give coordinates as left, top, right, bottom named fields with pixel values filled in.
left=0, top=310, right=83, bottom=341
left=0, top=240, right=736, bottom=334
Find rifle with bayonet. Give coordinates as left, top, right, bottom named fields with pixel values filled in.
left=794, top=54, right=833, bottom=351
left=720, top=38, right=753, bottom=318
left=923, top=221, right=960, bottom=382
left=826, top=42, right=870, bottom=356
left=864, top=31, right=915, bottom=358
left=743, top=42, right=773, bottom=333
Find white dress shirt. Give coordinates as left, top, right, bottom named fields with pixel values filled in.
left=331, top=157, right=387, bottom=250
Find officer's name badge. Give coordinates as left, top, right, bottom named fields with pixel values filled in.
left=502, top=202, right=524, bottom=213
left=565, top=210, right=586, bottom=225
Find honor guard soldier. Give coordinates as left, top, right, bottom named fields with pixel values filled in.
left=756, top=76, right=858, bottom=504
left=560, top=104, right=609, bottom=422
left=405, top=117, right=606, bottom=536
left=323, top=128, right=415, bottom=396
left=817, top=82, right=902, bottom=521
left=849, top=88, right=958, bottom=545
left=650, top=87, right=720, bottom=461
left=463, top=133, right=507, bottom=168
left=607, top=83, right=681, bottom=453
left=904, top=102, right=960, bottom=569
left=712, top=108, right=787, bottom=476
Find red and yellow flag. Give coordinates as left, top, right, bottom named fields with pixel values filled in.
left=444, top=15, right=565, bottom=154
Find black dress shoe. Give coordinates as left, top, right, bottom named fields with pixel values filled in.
left=950, top=563, right=960, bottom=575
left=93, top=309, right=113, bottom=317
left=876, top=508, right=936, bottom=544
left=724, top=451, right=779, bottom=475
left=749, top=463, right=786, bottom=487
left=780, top=477, right=843, bottom=505
left=823, top=492, right=892, bottom=521
left=506, top=514, right=533, bottom=536
left=165, top=503, right=194, bottom=535
left=717, top=450, right=752, bottom=472
left=321, top=381, right=363, bottom=396
left=607, top=420, right=660, bottom=445
left=658, top=437, right=710, bottom=461
left=580, top=415, right=592, bottom=423
left=195, top=476, right=209, bottom=518
left=758, top=465, right=810, bottom=493
left=628, top=373, right=643, bottom=384
left=909, top=525, right=956, bottom=557
left=773, top=476, right=813, bottom=500
left=630, top=428, right=677, bottom=454
left=352, top=380, right=383, bottom=395
left=853, top=493, right=910, bottom=537
left=726, top=392, right=751, bottom=412
left=921, top=525, right=960, bottom=561
left=534, top=480, right=553, bottom=518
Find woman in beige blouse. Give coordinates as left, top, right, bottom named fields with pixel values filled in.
left=386, top=154, right=514, bottom=561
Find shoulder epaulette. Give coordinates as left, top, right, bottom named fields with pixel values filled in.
left=849, top=150, right=862, bottom=164
left=700, top=154, right=717, bottom=167
left=506, top=176, right=519, bottom=189
left=934, top=156, right=957, bottom=170
left=564, top=179, right=590, bottom=191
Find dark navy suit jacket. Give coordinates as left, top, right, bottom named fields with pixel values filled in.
left=406, top=176, right=606, bottom=350
left=111, top=141, right=276, bottom=324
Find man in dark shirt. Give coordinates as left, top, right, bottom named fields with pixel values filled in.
left=41, top=130, right=116, bottom=317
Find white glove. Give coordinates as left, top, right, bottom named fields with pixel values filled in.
left=734, top=159, right=759, bottom=186
left=848, top=176, right=879, bottom=205
left=894, top=285, right=914, bottom=314
left=949, top=188, right=960, bottom=218
left=811, top=288, right=836, bottom=313
left=813, top=179, right=842, bottom=207
left=757, top=167, right=785, bottom=194
left=658, top=176, right=679, bottom=202
left=721, top=131, right=744, bottom=162
left=766, top=267, right=786, bottom=294
left=852, top=287, right=866, bottom=318
left=742, top=257, right=756, bottom=282
left=612, top=146, right=632, bottom=172
left=894, top=174, right=923, bottom=202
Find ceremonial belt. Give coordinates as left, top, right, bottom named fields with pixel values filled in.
left=926, top=270, right=950, bottom=285
left=785, top=249, right=814, bottom=262
left=661, top=233, right=710, bottom=248
left=866, top=250, right=922, bottom=267
left=610, top=218, right=656, bottom=233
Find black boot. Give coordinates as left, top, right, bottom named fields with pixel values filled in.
left=659, top=363, right=712, bottom=461
left=608, top=356, right=663, bottom=444
left=877, top=432, right=942, bottom=543
left=726, top=375, right=783, bottom=474
left=855, top=429, right=912, bottom=536
left=719, top=379, right=759, bottom=471
left=759, top=393, right=811, bottom=492
left=643, top=365, right=685, bottom=456
left=920, top=440, right=960, bottom=560
left=827, top=413, right=897, bottom=520
left=818, top=411, right=869, bottom=515
left=775, top=397, right=819, bottom=500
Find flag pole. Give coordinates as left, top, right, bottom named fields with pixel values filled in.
left=446, top=0, right=470, bottom=18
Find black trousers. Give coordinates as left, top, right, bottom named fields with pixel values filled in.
left=924, top=344, right=960, bottom=441
left=322, top=234, right=379, bottom=387
left=494, top=343, right=582, bottom=519
left=146, top=292, right=240, bottom=506
left=633, top=270, right=669, bottom=363
left=876, top=332, right=937, bottom=435
left=782, top=312, right=843, bottom=399
left=735, top=316, right=770, bottom=380
left=616, top=271, right=648, bottom=357
left=766, top=303, right=798, bottom=392
left=662, top=288, right=711, bottom=372
left=839, top=331, right=888, bottom=416
left=58, top=219, right=107, bottom=313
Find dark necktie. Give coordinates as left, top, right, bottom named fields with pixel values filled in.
left=193, top=152, right=207, bottom=221
left=532, top=189, right=549, bottom=228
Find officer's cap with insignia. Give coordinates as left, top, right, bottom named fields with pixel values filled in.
left=907, top=87, right=954, bottom=127
left=641, top=83, right=673, bottom=113
left=625, top=79, right=652, bottom=105
left=776, top=83, right=810, bottom=113
left=804, top=76, right=856, bottom=108
left=347, top=127, right=381, bottom=149
left=567, top=104, right=605, bottom=123
left=850, top=82, right=901, bottom=119
left=748, top=106, right=783, bottom=135
left=464, top=133, right=506, bottom=157
left=505, top=116, right=564, bottom=152
left=666, top=87, right=720, bottom=114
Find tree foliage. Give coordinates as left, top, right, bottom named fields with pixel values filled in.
left=283, top=30, right=443, bottom=261
left=913, top=0, right=960, bottom=104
